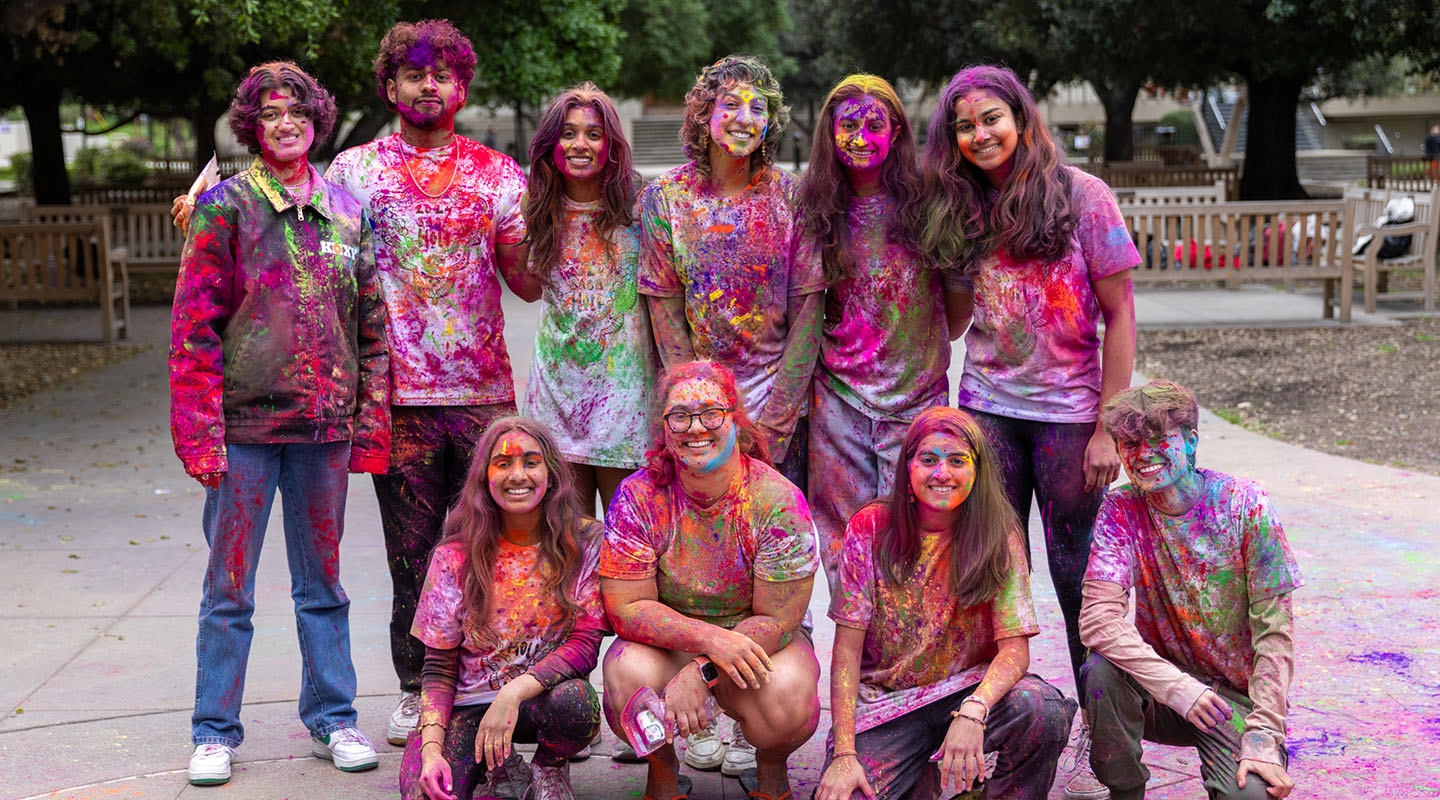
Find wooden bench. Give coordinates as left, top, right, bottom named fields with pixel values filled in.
left=1113, top=180, right=1227, bottom=207
left=24, top=203, right=184, bottom=276
left=0, top=222, right=131, bottom=342
left=1119, top=200, right=1354, bottom=321
left=1099, top=163, right=1240, bottom=201
left=1340, top=186, right=1439, bottom=314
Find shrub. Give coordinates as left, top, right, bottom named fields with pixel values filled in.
left=10, top=151, right=33, bottom=195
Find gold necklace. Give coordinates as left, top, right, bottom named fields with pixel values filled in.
left=401, top=145, right=458, bottom=198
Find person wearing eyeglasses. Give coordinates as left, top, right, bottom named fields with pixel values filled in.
left=599, top=360, right=821, bottom=800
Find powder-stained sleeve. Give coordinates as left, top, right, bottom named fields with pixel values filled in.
left=1078, top=579, right=1210, bottom=718
left=829, top=504, right=880, bottom=628
left=990, top=529, right=1040, bottom=639
left=1240, top=593, right=1295, bottom=764
left=418, top=645, right=461, bottom=730
left=526, top=520, right=609, bottom=689
left=753, top=478, right=820, bottom=583
left=1084, top=491, right=1139, bottom=588
left=1071, top=170, right=1141, bottom=282
left=1238, top=485, right=1305, bottom=603
left=599, top=477, right=662, bottom=580
left=637, top=181, right=682, bottom=298
left=348, top=214, right=391, bottom=473
left=411, top=543, right=468, bottom=650
left=493, top=160, right=528, bottom=246
left=169, top=194, right=236, bottom=477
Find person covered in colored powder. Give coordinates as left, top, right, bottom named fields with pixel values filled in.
left=600, top=361, right=821, bottom=800
left=638, top=53, right=822, bottom=775
left=400, top=417, right=606, bottom=800
left=170, top=61, right=389, bottom=787
left=917, top=63, right=1138, bottom=799
left=1078, top=380, right=1302, bottom=800
left=815, top=406, right=1075, bottom=800
left=796, top=74, right=966, bottom=593
left=325, top=19, right=544, bottom=747
left=522, top=82, right=657, bottom=517
left=639, top=54, right=823, bottom=496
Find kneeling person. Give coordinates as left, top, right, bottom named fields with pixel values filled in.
left=1078, top=381, right=1302, bottom=799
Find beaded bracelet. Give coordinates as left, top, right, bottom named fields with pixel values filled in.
left=954, top=712, right=987, bottom=730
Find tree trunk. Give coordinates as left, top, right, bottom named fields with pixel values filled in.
left=323, top=105, right=394, bottom=162
left=1093, top=79, right=1141, bottom=163
left=1238, top=73, right=1307, bottom=200
left=20, top=93, right=70, bottom=204
left=512, top=100, right=527, bottom=165
left=192, top=108, right=219, bottom=176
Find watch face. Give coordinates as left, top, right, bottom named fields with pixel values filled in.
left=700, top=661, right=719, bottom=684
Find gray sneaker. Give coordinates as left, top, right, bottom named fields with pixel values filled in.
left=481, top=750, right=533, bottom=799
left=525, top=762, right=576, bottom=800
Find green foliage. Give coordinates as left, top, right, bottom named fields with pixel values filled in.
left=68, top=147, right=149, bottom=188
left=10, top=152, right=33, bottom=195
left=613, top=0, right=792, bottom=102
left=1159, top=110, right=1199, bottom=145
left=458, top=0, right=625, bottom=108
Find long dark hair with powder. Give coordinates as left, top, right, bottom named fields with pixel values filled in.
left=918, top=64, right=1075, bottom=269
left=877, top=406, right=1019, bottom=607
left=644, top=360, right=771, bottom=488
left=438, top=417, right=590, bottom=641
left=524, top=82, right=639, bottom=284
left=679, top=54, right=790, bottom=181
left=799, top=74, right=925, bottom=286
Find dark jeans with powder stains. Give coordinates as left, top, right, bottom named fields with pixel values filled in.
left=1080, top=653, right=1283, bottom=800
left=373, top=403, right=516, bottom=693
left=966, top=409, right=1103, bottom=685
left=822, top=675, right=1075, bottom=799
left=397, top=678, right=600, bottom=800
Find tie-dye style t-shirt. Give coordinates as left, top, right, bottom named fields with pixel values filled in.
left=327, top=134, right=527, bottom=406
left=638, top=164, right=824, bottom=417
left=956, top=166, right=1139, bottom=422
left=600, top=456, right=819, bottom=630
left=1086, top=469, right=1304, bottom=694
left=525, top=199, right=657, bottom=469
left=830, top=503, right=1039, bottom=732
left=800, top=192, right=959, bottom=419
left=411, top=522, right=606, bottom=707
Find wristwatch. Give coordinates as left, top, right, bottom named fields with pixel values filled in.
left=691, top=656, right=721, bottom=688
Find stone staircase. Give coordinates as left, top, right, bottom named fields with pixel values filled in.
left=1200, top=90, right=1326, bottom=154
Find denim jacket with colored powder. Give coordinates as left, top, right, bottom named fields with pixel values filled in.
left=169, top=158, right=390, bottom=477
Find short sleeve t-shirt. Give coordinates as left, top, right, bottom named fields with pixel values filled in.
left=410, top=523, right=606, bottom=706
left=327, top=134, right=527, bottom=406
left=638, top=164, right=824, bottom=417
left=830, top=503, right=1038, bottom=732
left=599, top=456, right=819, bottom=630
left=957, top=167, right=1139, bottom=422
left=1086, top=469, right=1304, bottom=694
left=800, top=192, right=961, bottom=419
left=525, top=200, right=656, bottom=469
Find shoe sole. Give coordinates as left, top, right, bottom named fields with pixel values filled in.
left=311, top=744, right=380, bottom=772
left=683, top=750, right=725, bottom=770
left=386, top=726, right=410, bottom=746
left=721, top=756, right=755, bottom=777
left=188, top=774, right=230, bottom=786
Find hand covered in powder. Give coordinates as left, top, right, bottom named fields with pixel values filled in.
left=418, top=743, right=457, bottom=800
left=193, top=472, right=223, bottom=490
left=704, top=628, right=774, bottom=689
left=816, top=753, right=876, bottom=800
left=171, top=194, right=193, bottom=235
left=760, top=423, right=791, bottom=464
left=1083, top=427, right=1121, bottom=491
left=663, top=663, right=714, bottom=739
left=1236, top=758, right=1293, bottom=798
left=937, top=712, right=987, bottom=794
left=475, top=688, right=521, bottom=770
left=1185, top=688, right=1233, bottom=732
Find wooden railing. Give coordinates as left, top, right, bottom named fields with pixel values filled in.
left=1100, top=163, right=1241, bottom=201
left=23, top=204, right=184, bottom=275
left=0, top=221, right=130, bottom=341
left=1366, top=155, right=1439, bottom=191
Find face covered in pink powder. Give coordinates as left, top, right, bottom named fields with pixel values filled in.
left=387, top=58, right=466, bottom=131
left=708, top=81, right=769, bottom=161
left=256, top=87, right=314, bottom=167
left=552, top=105, right=607, bottom=187
left=832, top=94, right=894, bottom=176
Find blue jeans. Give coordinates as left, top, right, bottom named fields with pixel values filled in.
left=192, top=441, right=360, bottom=746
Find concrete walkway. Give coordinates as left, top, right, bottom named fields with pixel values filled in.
left=1, top=284, right=1437, bottom=799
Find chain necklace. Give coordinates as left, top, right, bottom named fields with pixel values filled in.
left=401, top=145, right=458, bottom=199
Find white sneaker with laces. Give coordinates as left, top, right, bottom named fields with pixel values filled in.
left=1062, top=721, right=1110, bottom=799
left=188, top=743, right=235, bottom=786
left=721, top=721, right=757, bottom=776
left=682, top=717, right=725, bottom=770
left=525, top=762, right=576, bottom=800
left=311, top=727, right=380, bottom=772
left=388, top=691, right=420, bottom=745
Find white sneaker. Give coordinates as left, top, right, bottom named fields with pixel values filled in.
left=311, top=727, right=380, bottom=772
left=1063, top=721, right=1109, bottom=799
left=611, top=738, right=642, bottom=762
left=188, top=743, right=235, bottom=786
left=721, top=721, right=756, bottom=777
left=388, top=691, right=420, bottom=745
left=525, top=762, right=576, bottom=800
left=682, top=718, right=725, bottom=770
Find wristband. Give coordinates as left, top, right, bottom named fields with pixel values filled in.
left=832, top=749, right=857, bottom=759
left=691, top=656, right=721, bottom=688
left=962, top=694, right=990, bottom=720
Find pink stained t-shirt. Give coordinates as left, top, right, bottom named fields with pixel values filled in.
left=1085, top=469, right=1304, bottom=694
left=599, top=456, right=819, bottom=630
left=801, top=192, right=960, bottom=419
left=956, top=167, right=1139, bottom=422
left=830, top=503, right=1039, bottom=733
left=410, top=526, right=607, bottom=707
left=327, top=134, right=527, bottom=406
left=638, top=164, right=825, bottom=417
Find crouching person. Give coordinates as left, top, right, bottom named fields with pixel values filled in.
left=816, top=407, right=1075, bottom=800
left=1079, top=381, right=1303, bottom=799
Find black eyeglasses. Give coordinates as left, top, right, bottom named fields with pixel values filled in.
left=663, top=407, right=732, bottom=433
